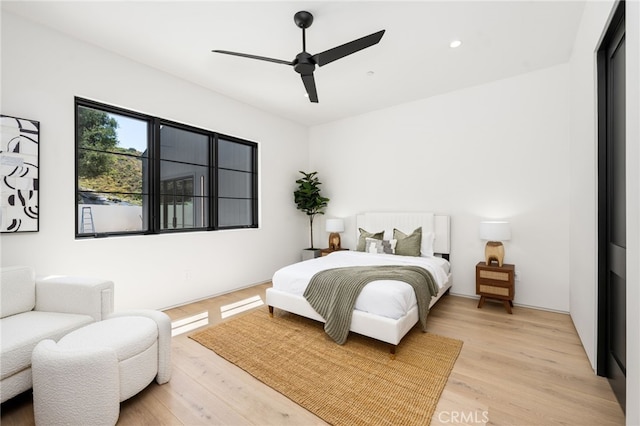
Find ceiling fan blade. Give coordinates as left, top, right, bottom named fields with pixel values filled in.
left=212, top=50, right=293, bottom=66
left=301, top=74, right=318, bottom=103
left=312, top=30, right=385, bottom=67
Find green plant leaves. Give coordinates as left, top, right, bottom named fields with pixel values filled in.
left=294, top=171, right=329, bottom=216
left=294, top=171, right=330, bottom=248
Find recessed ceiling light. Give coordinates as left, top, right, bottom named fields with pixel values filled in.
left=450, top=40, right=462, bottom=48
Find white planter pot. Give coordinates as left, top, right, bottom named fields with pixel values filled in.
left=301, top=249, right=321, bottom=261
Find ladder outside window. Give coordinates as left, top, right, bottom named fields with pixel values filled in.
left=80, top=206, right=95, bottom=234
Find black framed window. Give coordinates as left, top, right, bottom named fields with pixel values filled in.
left=158, top=123, right=210, bottom=230
left=217, top=137, right=258, bottom=227
left=75, top=98, right=258, bottom=237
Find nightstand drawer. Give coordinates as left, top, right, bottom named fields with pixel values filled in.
left=478, top=269, right=510, bottom=282
left=479, top=284, right=510, bottom=297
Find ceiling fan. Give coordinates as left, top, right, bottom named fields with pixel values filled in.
left=212, top=11, right=385, bottom=103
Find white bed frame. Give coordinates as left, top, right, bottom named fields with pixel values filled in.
left=266, top=213, right=452, bottom=353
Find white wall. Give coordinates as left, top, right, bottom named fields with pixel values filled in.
left=0, top=12, right=310, bottom=310
left=569, top=0, right=639, bottom=422
left=309, top=64, right=572, bottom=312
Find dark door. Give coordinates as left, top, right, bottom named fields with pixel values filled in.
left=597, top=2, right=626, bottom=412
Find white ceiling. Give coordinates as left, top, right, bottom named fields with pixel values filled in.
left=2, top=1, right=586, bottom=126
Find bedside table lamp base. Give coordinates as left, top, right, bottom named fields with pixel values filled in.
left=484, top=241, right=505, bottom=267
left=326, top=218, right=344, bottom=251
left=328, top=233, right=341, bottom=250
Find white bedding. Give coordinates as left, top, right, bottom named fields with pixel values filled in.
left=271, top=251, right=450, bottom=320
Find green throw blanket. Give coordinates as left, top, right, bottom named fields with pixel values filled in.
left=303, top=265, right=439, bottom=345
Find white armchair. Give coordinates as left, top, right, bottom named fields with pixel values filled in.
left=32, top=310, right=172, bottom=425
left=0, top=266, right=114, bottom=403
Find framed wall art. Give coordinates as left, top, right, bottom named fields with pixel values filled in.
left=1, top=114, right=39, bottom=232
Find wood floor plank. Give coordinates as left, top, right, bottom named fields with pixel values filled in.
left=427, top=295, right=623, bottom=425
left=1, top=284, right=624, bottom=425
left=122, top=358, right=249, bottom=425
left=170, top=334, right=325, bottom=425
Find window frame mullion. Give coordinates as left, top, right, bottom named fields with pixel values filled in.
left=211, top=133, right=218, bottom=230
left=149, top=118, right=162, bottom=234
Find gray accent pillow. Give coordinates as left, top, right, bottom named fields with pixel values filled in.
left=365, top=237, right=385, bottom=253
left=356, top=228, right=384, bottom=251
left=393, top=227, right=422, bottom=257
left=382, top=239, right=397, bottom=254
left=364, top=238, right=397, bottom=254
left=365, top=238, right=397, bottom=254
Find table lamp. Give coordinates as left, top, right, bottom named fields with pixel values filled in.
left=479, top=221, right=511, bottom=267
left=326, top=218, right=344, bottom=250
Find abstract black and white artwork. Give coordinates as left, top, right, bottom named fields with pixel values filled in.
left=1, top=115, right=39, bottom=232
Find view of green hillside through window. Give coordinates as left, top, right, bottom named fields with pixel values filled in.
left=77, top=107, right=147, bottom=206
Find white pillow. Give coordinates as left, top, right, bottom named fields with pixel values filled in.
left=421, top=231, right=435, bottom=257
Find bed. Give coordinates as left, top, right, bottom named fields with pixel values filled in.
left=266, top=212, right=452, bottom=353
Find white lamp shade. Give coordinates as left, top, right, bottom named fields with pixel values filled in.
left=479, top=221, right=511, bottom=241
left=325, top=218, right=345, bottom=233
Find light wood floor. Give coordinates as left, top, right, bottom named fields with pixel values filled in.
left=1, top=283, right=624, bottom=425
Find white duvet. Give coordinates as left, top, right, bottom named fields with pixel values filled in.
left=272, top=251, right=451, bottom=320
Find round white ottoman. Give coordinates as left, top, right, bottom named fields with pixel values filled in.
left=32, top=316, right=159, bottom=426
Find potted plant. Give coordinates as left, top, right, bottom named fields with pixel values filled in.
left=294, top=171, right=330, bottom=260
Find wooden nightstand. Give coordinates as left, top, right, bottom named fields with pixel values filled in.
left=320, top=248, right=349, bottom=257
left=476, top=262, right=515, bottom=314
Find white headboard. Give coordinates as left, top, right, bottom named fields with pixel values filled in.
left=355, top=212, right=450, bottom=256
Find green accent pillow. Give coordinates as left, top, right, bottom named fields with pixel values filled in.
left=393, top=227, right=422, bottom=257
left=356, top=228, right=384, bottom=252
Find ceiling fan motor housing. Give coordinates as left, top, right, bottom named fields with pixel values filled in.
left=293, top=52, right=316, bottom=75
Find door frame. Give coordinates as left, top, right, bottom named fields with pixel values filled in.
left=596, top=0, right=626, bottom=409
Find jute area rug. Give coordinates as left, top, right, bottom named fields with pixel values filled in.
left=190, top=308, right=463, bottom=426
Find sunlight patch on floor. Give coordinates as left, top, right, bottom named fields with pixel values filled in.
left=171, top=311, right=209, bottom=336
left=220, top=295, right=264, bottom=319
